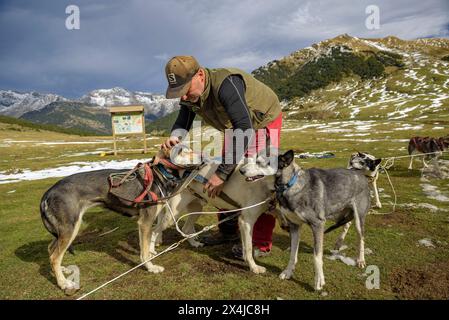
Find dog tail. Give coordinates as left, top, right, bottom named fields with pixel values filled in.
left=40, top=194, right=58, bottom=238
left=408, top=138, right=416, bottom=155
left=324, top=214, right=353, bottom=234
left=40, top=193, right=75, bottom=256
left=40, top=190, right=75, bottom=255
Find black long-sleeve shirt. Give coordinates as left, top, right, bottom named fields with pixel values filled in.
left=170, top=75, right=254, bottom=180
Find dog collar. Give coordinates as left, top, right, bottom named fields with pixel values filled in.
left=275, top=171, right=298, bottom=195
left=156, top=163, right=191, bottom=181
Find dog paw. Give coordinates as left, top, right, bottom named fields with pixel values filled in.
left=149, top=249, right=158, bottom=255
left=357, top=259, right=366, bottom=269
left=62, top=279, right=79, bottom=295
left=251, top=265, right=266, bottom=274
left=314, top=277, right=325, bottom=291
left=146, top=264, right=164, bottom=273
left=375, top=203, right=382, bottom=209
left=279, top=270, right=293, bottom=280
left=64, top=287, right=79, bottom=296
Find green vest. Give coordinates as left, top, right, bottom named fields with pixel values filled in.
left=180, top=68, right=281, bottom=130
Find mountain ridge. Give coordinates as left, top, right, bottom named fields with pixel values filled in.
left=253, top=34, right=449, bottom=121
left=2, top=34, right=448, bottom=134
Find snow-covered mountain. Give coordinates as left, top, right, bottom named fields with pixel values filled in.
left=3, top=34, right=448, bottom=131
left=0, top=90, right=67, bottom=117
left=0, top=87, right=180, bottom=120
left=253, top=34, right=449, bottom=122
left=79, top=87, right=179, bottom=118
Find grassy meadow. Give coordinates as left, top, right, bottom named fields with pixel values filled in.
left=0, top=118, right=448, bottom=300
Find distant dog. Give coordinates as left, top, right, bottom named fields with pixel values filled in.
left=408, top=136, right=449, bottom=170
left=348, top=152, right=382, bottom=208
left=242, top=150, right=370, bottom=290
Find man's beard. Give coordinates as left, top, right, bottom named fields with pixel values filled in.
left=186, top=95, right=199, bottom=103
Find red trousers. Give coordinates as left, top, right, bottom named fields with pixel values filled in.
left=219, top=112, right=282, bottom=252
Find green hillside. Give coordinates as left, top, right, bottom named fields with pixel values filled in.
left=253, top=34, right=449, bottom=121
left=146, top=110, right=179, bottom=135
left=254, top=45, right=404, bottom=100
left=20, top=101, right=111, bottom=135
left=146, top=110, right=205, bottom=136
left=0, top=114, right=99, bottom=136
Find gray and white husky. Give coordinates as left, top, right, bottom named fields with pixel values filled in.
left=241, top=150, right=371, bottom=290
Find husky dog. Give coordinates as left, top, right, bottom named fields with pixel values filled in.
left=408, top=136, right=449, bottom=170
left=39, top=147, right=197, bottom=294
left=348, top=152, right=382, bottom=208
left=149, top=151, right=279, bottom=276
left=41, top=142, right=281, bottom=294
left=242, top=150, right=370, bottom=290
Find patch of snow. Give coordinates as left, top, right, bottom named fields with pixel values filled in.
left=343, top=133, right=370, bottom=137
left=1, top=139, right=113, bottom=145
left=326, top=253, right=356, bottom=266
left=0, top=159, right=149, bottom=184
left=393, top=124, right=424, bottom=131
left=420, top=184, right=449, bottom=202
left=320, top=138, right=408, bottom=143
left=317, top=128, right=352, bottom=133
left=387, top=106, right=420, bottom=119
left=418, top=238, right=435, bottom=248
left=400, top=202, right=441, bottom=212
left=283, top=124, right=323, bottom=131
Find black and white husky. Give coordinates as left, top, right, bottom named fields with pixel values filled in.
left=347, top=152, right=382, bottom=208
left=408, top=136, right=449, bottom=172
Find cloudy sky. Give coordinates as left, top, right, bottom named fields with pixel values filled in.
left=0, top=0, right=448, bottom=98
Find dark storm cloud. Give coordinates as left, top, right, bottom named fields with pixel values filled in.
left=0, top=0, right=447, bottom=97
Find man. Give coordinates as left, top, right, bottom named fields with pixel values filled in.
left=162, top=56, right=282, bottom=258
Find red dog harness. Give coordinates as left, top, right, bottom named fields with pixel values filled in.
left=109, top=159, right=183, bottom=206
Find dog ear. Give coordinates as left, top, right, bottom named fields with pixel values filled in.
left=283, top=150, right=294, bottom=166
left=278, top=150, right=294, bottom=168
left=368, top=158, right=382, bottom=170
left=358, top=151, right=363, bottom=157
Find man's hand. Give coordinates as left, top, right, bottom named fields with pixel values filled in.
left=204, top=173, right=224, bottom=198
left=161, top=136, right=180, bottom=151
left=153, top=136, right=179, bottom=165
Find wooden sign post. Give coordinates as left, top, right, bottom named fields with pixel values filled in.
left=109, top=105, right=147, bottom=155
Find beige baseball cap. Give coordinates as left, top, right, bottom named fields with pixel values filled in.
left=165, top=56, right=200, bottom=99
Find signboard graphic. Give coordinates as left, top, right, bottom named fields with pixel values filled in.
left=109, top=105, right=147, bottom=155
left=112, top=114, right=143, bottom=135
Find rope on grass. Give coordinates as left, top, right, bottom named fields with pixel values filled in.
left=383, top=150, right=448, bottom=169
left=78, top=150, right=448, bottom=298
left=76, top=195, right=270, bottom=300
left=375, top=150, right=448, bottom=215
left=99, top=227, right=119, bottom=237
